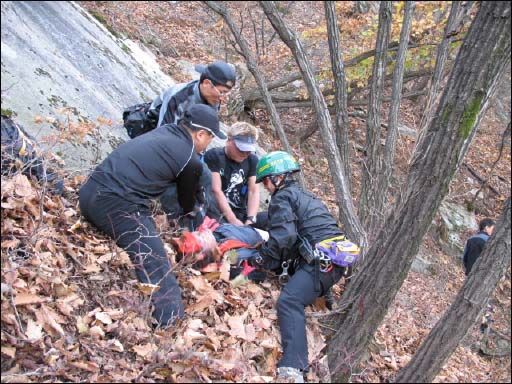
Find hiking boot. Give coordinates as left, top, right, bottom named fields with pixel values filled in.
left=277, top=367, right=305, bottom=383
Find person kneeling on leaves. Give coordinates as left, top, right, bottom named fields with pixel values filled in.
left=249, top=151, right=358, bottom=383
left=79, top=104, right=225, bottom=328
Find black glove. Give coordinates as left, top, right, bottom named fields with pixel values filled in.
left=195, top=185, right=206, bottom=205
left=249, top=253, right=280, bottom=271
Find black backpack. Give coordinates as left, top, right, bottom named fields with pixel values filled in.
left=1, top=114, right=43, bottom=178
left=122, top=102, right=160, bottom=139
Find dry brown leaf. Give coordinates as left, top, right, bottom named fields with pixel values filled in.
left=25, top=318, right=44, bottom=341
left=253, top=317, right=272, bottom=330
left=135, top=282, right=161, bottom=295
left=132, top=343, right=157, bottom=359
left=81, top=263, right=102, bottom=274
left=89, top=325, right=105, bottom=339
left=188, top=275, right=214, bottom=294
left=69, top=220, right=81, bottom=232
left=104, top=308, right=124, bottom=320
left=13, top=174, right=33, bottom=197
left=219, top=258, right=231, bottom=282
left=14, top=292, right=49, bottom=306
left=69, top=360, right=100, bottom=373
left=40, top=305, right=66, bottom=337
left=1, top=239, right=20, bottom=249
left=1, top=346, right=16, bottom=358
left=227, top=314, right=246, bottom=340
left=107, top=339, right=124, bottom=352
left=95, top=311, right=113, bottom=325
left=186, top=290, right=224, bottom=314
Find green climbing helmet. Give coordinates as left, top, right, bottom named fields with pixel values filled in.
left=256, top=151, right=300, bottom=183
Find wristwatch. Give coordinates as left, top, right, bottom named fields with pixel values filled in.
left=247, top=215, right=257, bottom=224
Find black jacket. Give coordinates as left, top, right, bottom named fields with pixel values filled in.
left=151, top=80, right=219, bottom=128
left=462, top=231, right=490, bottom=275
left=259, top=181, right=343, bottom=269
left=89, top=123, right=202, bottom=212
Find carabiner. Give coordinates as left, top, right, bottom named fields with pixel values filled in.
left=279, top=260, right=290, bottom=285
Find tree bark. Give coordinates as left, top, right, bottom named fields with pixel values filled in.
left=325, top=1, right=351, bottom=192
left=327, top=2, right=511, bottom=382
left=367, top=1, right=415, bottom=239
left=396, top=197, right=511, bottom=383
left=358, top=1, right=392, bottom=237
left=260, top=1, right=367, bottom=251
left=417, top=2, right=462, bottom=135
left=204, top=1, right=306, bottom=188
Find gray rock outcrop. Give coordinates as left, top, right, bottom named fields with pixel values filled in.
left=1, top=1, right=174, bottom=170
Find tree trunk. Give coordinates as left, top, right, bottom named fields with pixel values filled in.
left=327, top=2, right=511, bottom=382
left=417, top=2, right=462, bottom=135
left=368, top=1, right=415, bottom=240
left=204, top=1, right=307, bottom=187
left=396, top=197, right=511, bottom=383
left=358, top=1, right=392, bottom=237
left=325, top=1, right=351, bottom=192
left=260, top=1, right=367, bottom=251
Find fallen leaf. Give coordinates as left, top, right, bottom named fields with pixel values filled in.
left=69, top=361, right=100, bottom=373
left=1, top=239, right=20, bottom=249
left=135, top=282, right=161, bottom=295
left=1, top=346, right=16, bottom=358
left=14, top=293, right=49, bottom=306
left=13, top=174, right=33, bottom=197
left=107, top=339, right=124, bottom=352
left=25, top=318, right=43, bottom=341
left=89, top=325, right=105, bottom=339
left=132, top=343, right=157, bottom=359
left=95, top=311, right=113, bottom=325
left=227, top=314, right=246, bottom=340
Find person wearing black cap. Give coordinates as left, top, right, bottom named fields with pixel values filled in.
left=204, top=121, right=265, bottom=227
left=78, top=104, right=225, bottom=328
left=150, top=61, right=236, bottom=128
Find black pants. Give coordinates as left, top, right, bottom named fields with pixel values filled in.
left=79, top=179, right=184, bottom=327
left=276, top=262, right=345, bottom=371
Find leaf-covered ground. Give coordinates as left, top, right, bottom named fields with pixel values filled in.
left=1, top=172, right=340, bottom=382
left=2, top=1, right=510, bottom=382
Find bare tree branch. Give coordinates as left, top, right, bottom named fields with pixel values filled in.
left=204, top=1, right=304, bottom=188
left=260, top=0, right=367, bottom=250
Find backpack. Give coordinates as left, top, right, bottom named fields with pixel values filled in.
left=122, top=102, right=160, bottom=139
left=1, top=114, right=43, bottom=178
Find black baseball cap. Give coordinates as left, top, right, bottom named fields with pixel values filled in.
left=195, top=61, right=236, bottom=89
left=182, top=104, right=226, bottom=139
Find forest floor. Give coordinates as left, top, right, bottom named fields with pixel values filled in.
left=1, top=2, right=510, bottom=383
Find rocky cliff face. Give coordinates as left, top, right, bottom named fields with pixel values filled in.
left=1, top=1, right=174, bottom=170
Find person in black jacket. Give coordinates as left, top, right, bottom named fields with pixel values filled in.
left=150, top=61, right=236, bottom=128
left=79, top=104, right=225, bottom=328
left=252, top=151, right=350, bottom=383
left=462, top=217, right=495, bottom=275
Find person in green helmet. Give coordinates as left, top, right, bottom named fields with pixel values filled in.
left=251, top=151, right=352, bottom=383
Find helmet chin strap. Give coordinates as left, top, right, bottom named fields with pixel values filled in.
left=270, top=173, right=291, bottom=192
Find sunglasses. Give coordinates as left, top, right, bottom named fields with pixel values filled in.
left=209, top=80, right=231, bottom=97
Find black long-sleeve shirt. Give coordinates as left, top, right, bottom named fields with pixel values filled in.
left=90, top=123, right=202, bottom=212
